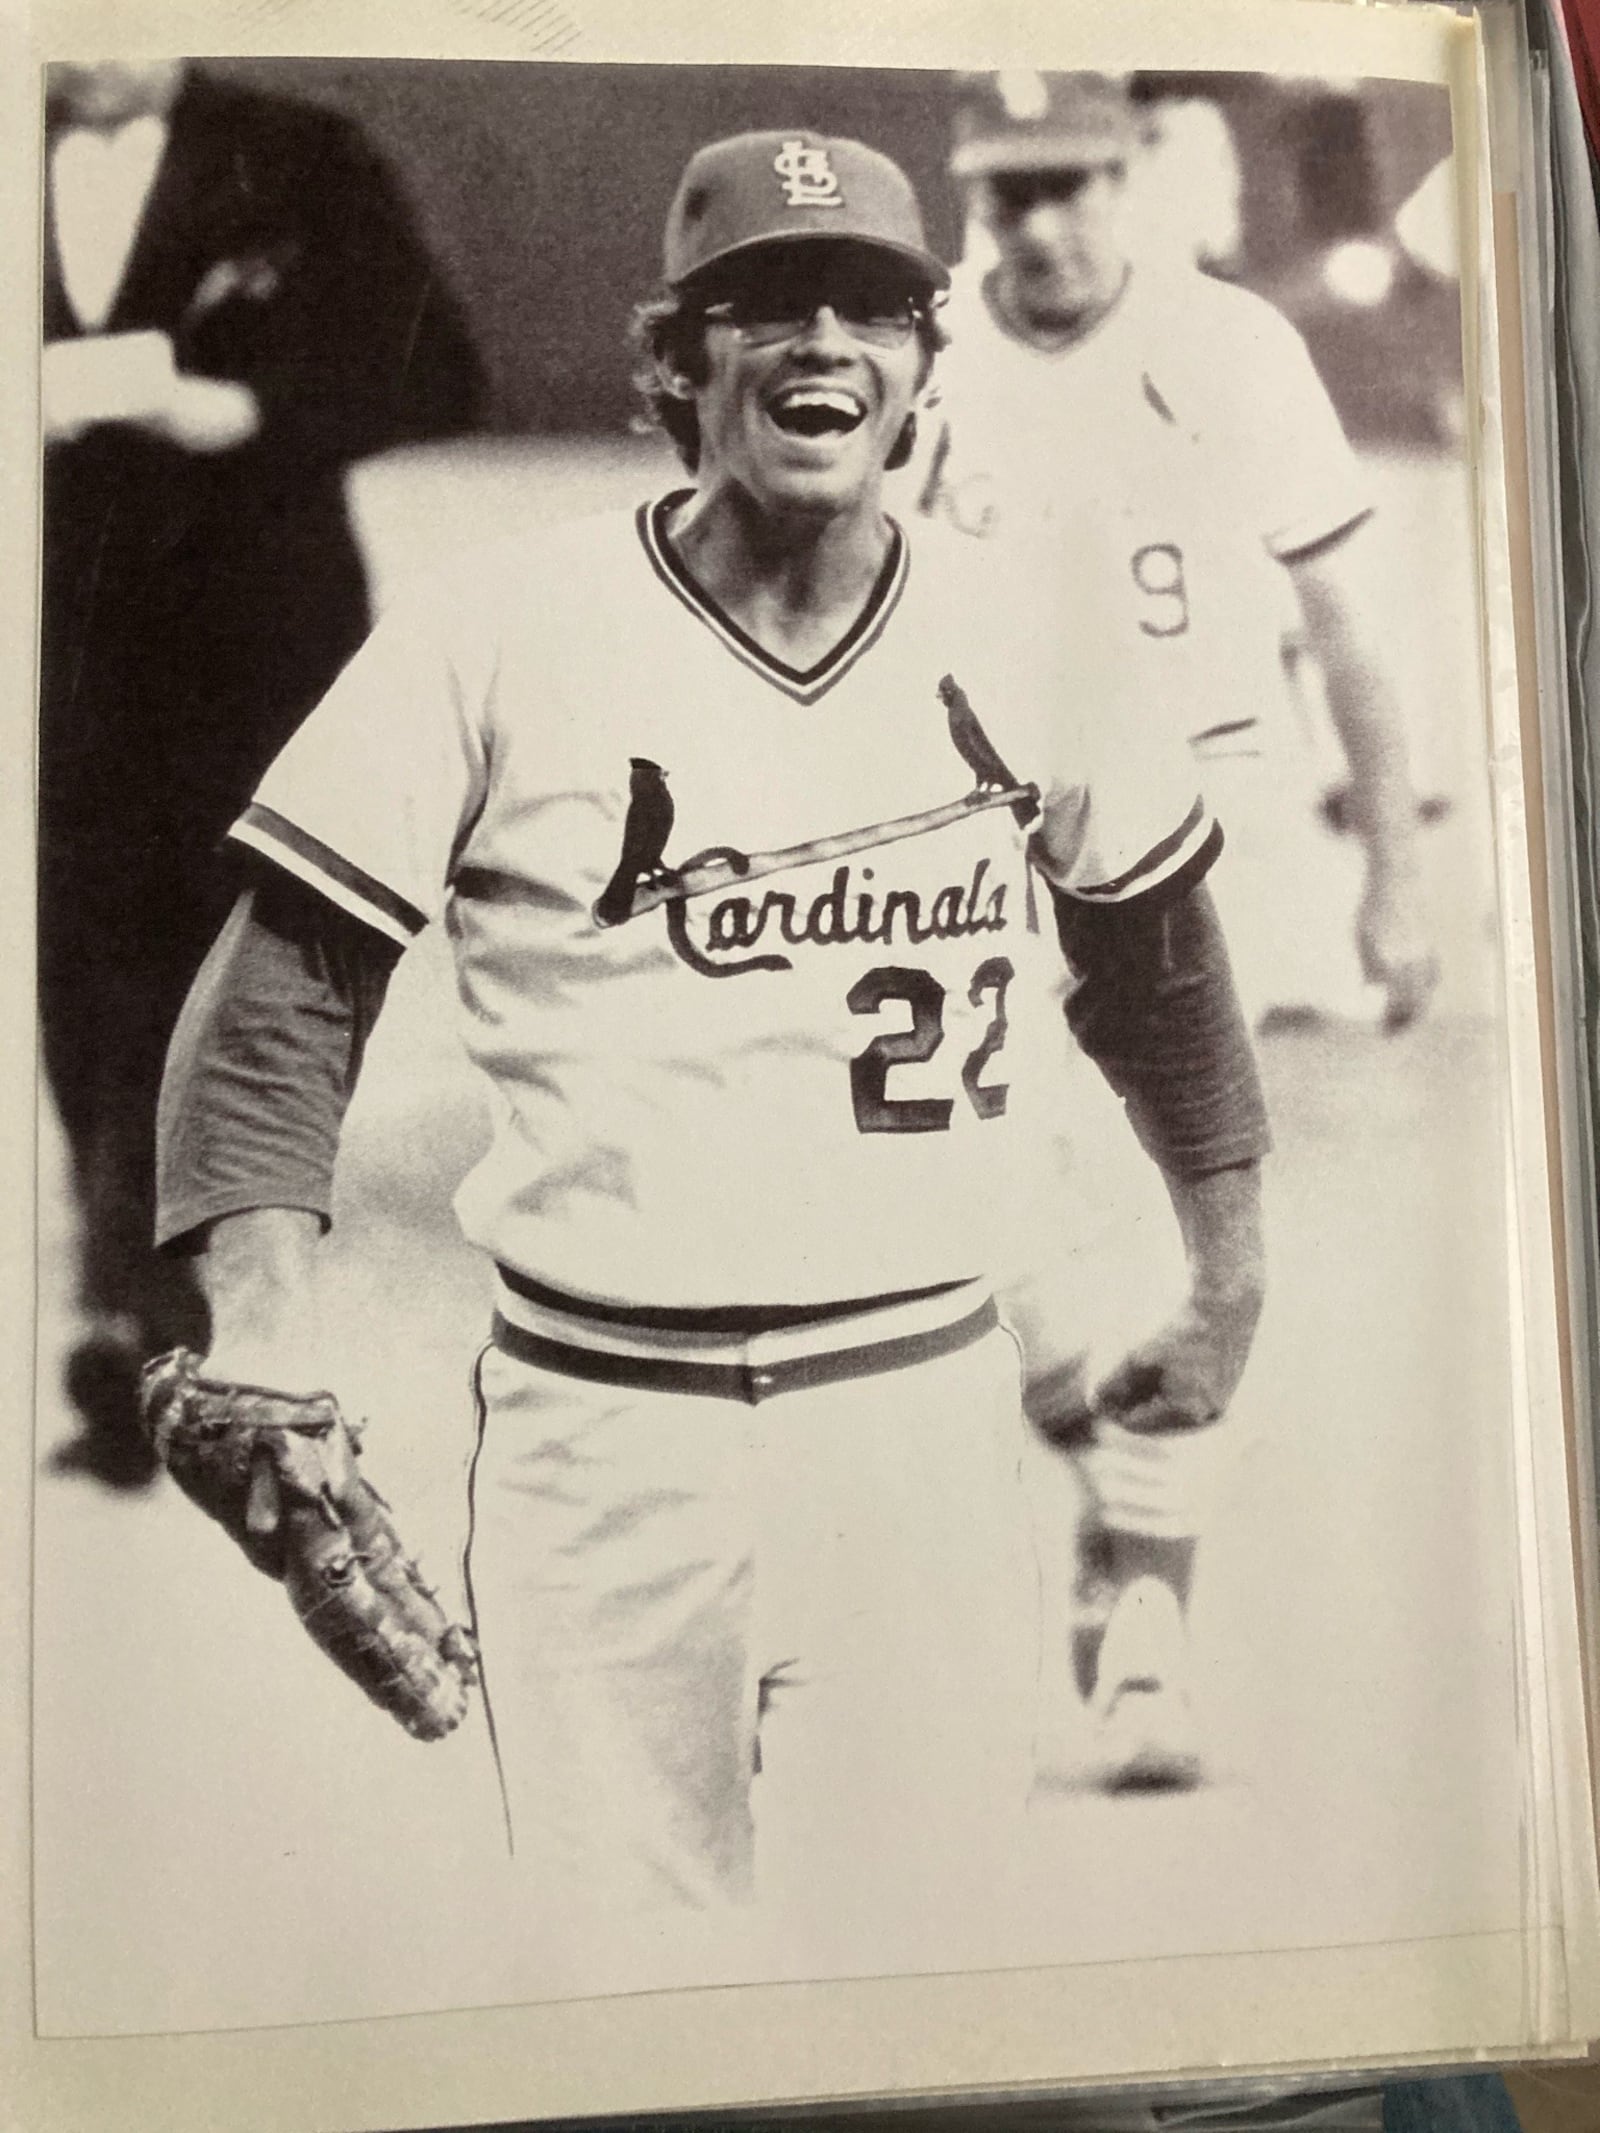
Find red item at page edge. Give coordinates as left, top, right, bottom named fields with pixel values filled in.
left=1560, top=0, right=1600, bottom=165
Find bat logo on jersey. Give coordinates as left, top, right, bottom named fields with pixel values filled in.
left=593, top=676, right=1039, bottom=979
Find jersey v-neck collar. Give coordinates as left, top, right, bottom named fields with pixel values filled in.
left=637, top=489, right=910, bottom=706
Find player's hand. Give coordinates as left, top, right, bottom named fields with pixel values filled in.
left=1108, top=1160, right=1263, bottom=1433
left=1355, top=872, right=1440, bottom=1034
left=140, top=1350, right=477, bottom=1740
left=1072, top=1292, right=1261, bottom=1539
left=1091, top=1288, right=1258, bottom=1438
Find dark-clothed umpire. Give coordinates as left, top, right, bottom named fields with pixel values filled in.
left=39, top=61, right=484, bottom=1481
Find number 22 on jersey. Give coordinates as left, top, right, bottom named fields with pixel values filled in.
left=847, top=955, right=1014, bottom=1133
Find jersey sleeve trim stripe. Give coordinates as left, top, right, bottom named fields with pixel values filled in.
left=1061, top=817, right=1223, bottom=916
left=1271, top=504, right=1375, bottom=566
left=1133, top=817, right=1224, bottom=908
left=229, top=804, right=428, bottom=947
left=1071, top=796, right=1213, bottom=902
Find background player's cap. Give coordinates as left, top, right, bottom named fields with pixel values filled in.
left=663, top=131, right=950, bottom=292
left=949, top=71, right=1137, bottom=179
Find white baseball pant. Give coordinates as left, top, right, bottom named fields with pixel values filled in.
left=463, top=1281, right=1039, bottom=1912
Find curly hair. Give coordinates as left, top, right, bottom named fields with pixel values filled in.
left=628, top=282, right=949, bottom=474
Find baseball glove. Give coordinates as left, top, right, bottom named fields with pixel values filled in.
left=140, top=1349, right=476, bottom=1742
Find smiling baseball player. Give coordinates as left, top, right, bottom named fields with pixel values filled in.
left=149, top=130, right=1268, bottom=1905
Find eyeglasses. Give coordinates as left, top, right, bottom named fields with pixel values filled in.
left=699, top=285, right=934, bottom=348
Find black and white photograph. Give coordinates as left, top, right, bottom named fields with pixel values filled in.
left=17, top=6, right=1594, bottom=2097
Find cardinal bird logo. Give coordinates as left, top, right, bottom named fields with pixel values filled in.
left=592, top=680, right=1039, bottom=977
left=937, top=673, right=1035, bottom=825
left=594, top=758, right=676, bottom=928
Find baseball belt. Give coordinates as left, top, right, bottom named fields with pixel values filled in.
left=490, top=1266, right=999, bottom=1406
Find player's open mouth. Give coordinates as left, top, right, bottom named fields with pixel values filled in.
left=766, top=385, right=867, bottom=438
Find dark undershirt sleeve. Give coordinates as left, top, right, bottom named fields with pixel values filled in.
left=1049, top=873, right=1271, bottom=1178
left=155, top=866, right=402, bottom=1251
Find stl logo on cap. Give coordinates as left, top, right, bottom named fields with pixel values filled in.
left=773, top=138, right=846, bottom=209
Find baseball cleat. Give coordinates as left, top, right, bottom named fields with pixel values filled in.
left=1085, top=1574, right=1203, bottom=1793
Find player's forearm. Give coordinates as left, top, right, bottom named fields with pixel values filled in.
left=1323, top=666, right=1420, bottom=881
left=1292, top=550, right=1421, bottom=883
left=1290, top=541, right=1439, bottom=1024
left=197, top=1207, right=325, bottom=1386
left=1162, top=1159, right=1265, bottom=1324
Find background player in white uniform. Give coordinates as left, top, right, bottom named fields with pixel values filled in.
left=902, top=73, right=1441, bottom=1785
left=905, top=71, right=1439, bottom=1037
left=153, top=132, right=1268, bottom=1905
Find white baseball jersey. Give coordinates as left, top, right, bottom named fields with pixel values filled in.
left=232, top=498, right=1212, bottom=1308
left=903, top=260, right=1371, bottom=756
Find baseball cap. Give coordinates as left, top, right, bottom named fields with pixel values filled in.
left=663, top=130, right=950, bottom=293
left=949, top=71, right=1136, bottom=180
